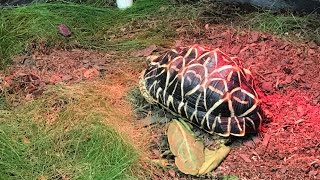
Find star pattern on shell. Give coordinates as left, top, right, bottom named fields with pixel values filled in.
left=140, top=44, right=263, bottom=137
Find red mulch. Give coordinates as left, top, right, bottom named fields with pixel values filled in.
left=170, top=24, right=320, bottom=179
left=0, top=49, right=117, bottom=100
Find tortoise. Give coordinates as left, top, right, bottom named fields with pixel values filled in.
left=139, top=44, right=263, bottom=137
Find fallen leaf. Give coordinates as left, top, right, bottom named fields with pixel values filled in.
left=58, top=24, right=72, bottom=37
left=198, top=145, right=231, bottom=175
left=167, top=119, right=204, bottom=175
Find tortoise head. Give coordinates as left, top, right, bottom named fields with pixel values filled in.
left=139, top=70, right=157, bottom=104
left=145, top=55, right=159, bottom=67
left=139, top=55, right=159, bottom=104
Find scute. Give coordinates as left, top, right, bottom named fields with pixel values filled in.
left=140, top=44, right=262, bottom=136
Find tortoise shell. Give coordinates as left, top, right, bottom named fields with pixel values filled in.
left=140, top=44, right=262, bottom=137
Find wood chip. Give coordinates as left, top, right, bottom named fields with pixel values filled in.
left=25, top=93, right=34, bottom=101
left=83, top=68, right=99, bottom=79
left=49, top=74, right=62, bottom=83
left=239, top=154, right=252, bottom=163
left=297, top=69, right=305, bottom=75
left=240, top=45, right=250, bottom=53
left=309, top=170, right=318, bottom=177
left=308, top=49, right=316, bottom=55
left=284, top=76, right=292, bottom=84
left=251, top=136, right=261, bottom=145
left=250, top=32, right=260, bottom=43
left=295, top=119, right=305, bottom=124
left=262, top=133, right=271, bottom=147
left=297, top=105, right=308, bottom=117
left=174, top=40, right=183, bottom=48
left=230, top=45, right=241, bottom=55
left=280, top=167, right=287, bottom=174
left=243, top=140, right=255, bottom=148
left=62, top=75, right=73, bottom=81
left=256, top=134, right=271, bottom=156
left=261, top=82, right=273, bottom=92
left=168, top=169, right=176, bottom=178
left=251, top=150, right=261, bottom=160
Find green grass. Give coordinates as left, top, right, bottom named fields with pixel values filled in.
left=195, top=1, right=320, bottom=44
left=244, top=11, right=320, bottom=43
left=0, top=0, right=197, bottom=69
left=2, top=0, right=319, bottom=69
left=0, top=85, right=143, bottom=179
left=32, top=0, right=115, bottom=7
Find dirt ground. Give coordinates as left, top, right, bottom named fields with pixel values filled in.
left=1, top=24, right=319, bottom=179
left=192, top=25, right=320, bottom=180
